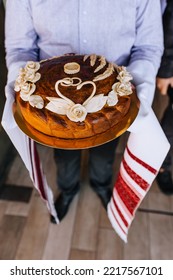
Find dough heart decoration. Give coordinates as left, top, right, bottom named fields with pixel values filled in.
left=45, top=77, right=108, bottom=122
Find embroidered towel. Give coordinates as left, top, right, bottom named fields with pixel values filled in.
left=1, top=85, right=59, bottom=224
left=107, top=98, right=170, bottom=242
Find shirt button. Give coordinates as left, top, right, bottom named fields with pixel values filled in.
left=83, top=10, right=87, bottom=15
left=83, top=39, right=87, bottom=43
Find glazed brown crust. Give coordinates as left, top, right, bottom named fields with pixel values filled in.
left=16, top=55, right=132, bottom=139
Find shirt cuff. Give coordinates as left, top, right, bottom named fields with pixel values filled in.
left=127, top=60, right=157, bottom=106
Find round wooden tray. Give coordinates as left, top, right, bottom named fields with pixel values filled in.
left=13, top=92, right=139, bottom=149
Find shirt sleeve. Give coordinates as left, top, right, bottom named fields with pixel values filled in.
left=127, top=0, right=164, bottom=105
left=5, top=0, right=39, bottom=83
left=157, top=0, right=173, bottom=78
left=130, top=0, right=163, bottom=72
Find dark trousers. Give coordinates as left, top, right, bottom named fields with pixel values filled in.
left=54, top=138, right=119, bottom=195
left=160, top=87, right=173, bottom=171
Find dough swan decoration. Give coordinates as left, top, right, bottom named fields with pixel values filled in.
left=46, top=78, right=107, bottom=122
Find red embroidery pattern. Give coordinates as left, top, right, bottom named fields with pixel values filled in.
left=28, top=138, right=35, bottom=182
left=126, top=146, right=157, bottom=175
left=122, top=158, right=149, bottom=191
left=110, top=145, right=159, bottom=239
left=110, top=204, right=127, bottom=235
left=29, top=139, right=46, bottom=200
left=115, top=173, right=140, bottom=215
left=112, top=195, right=129, bottom=227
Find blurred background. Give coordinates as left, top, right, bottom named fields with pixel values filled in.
left=0, top=0, right=173, bottom=260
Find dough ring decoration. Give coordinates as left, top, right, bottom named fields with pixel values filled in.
left=64, top=62, right=80, bottom=74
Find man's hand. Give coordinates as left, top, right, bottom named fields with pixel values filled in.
left=156, top=77, right=173, bottom=95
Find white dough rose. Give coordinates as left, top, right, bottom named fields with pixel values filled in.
left=67, top=104, right=87, bottom=122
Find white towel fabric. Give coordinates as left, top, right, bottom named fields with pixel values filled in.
left=1, top=83, right=170, bottom=242
left=107, top=97, right=170, bottom=242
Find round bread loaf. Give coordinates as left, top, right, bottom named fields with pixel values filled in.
left=14, top=54, right=134, bottom=142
